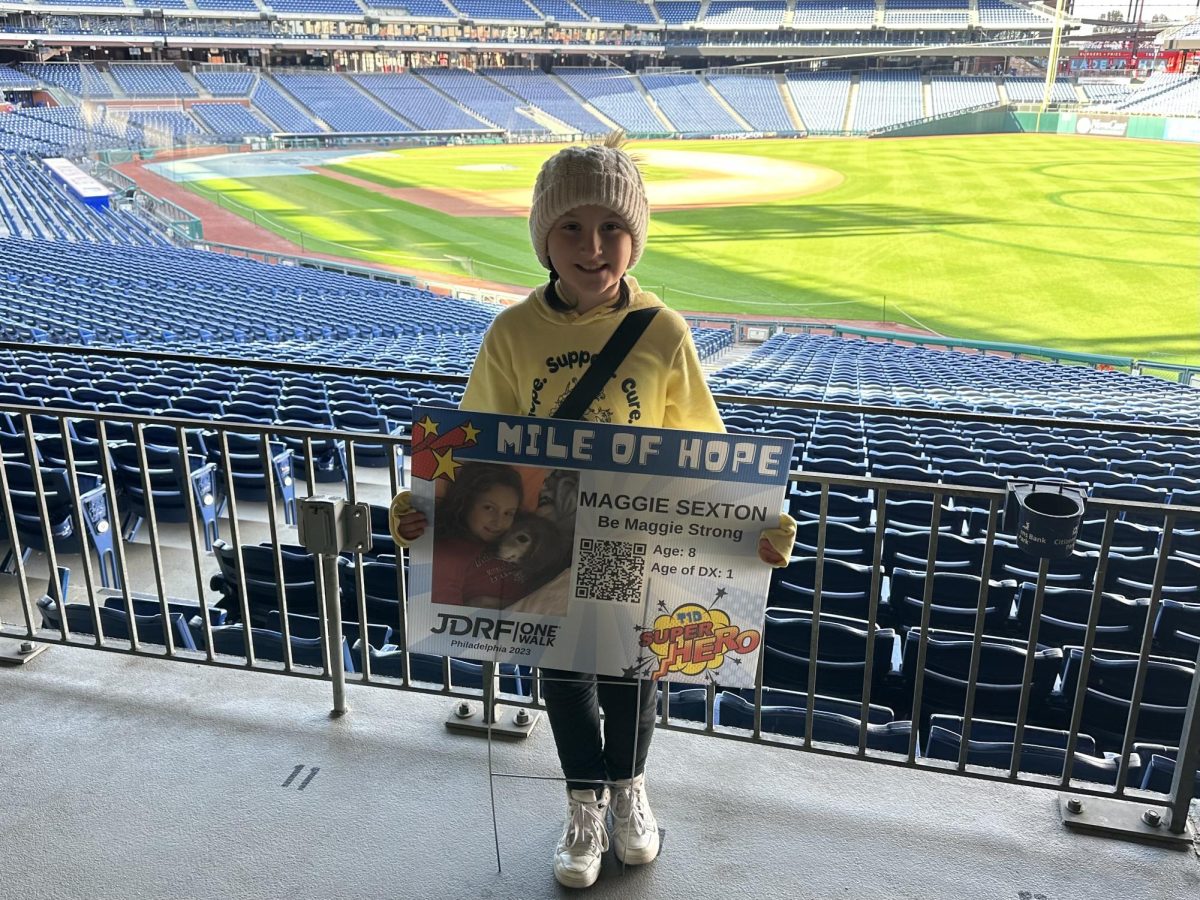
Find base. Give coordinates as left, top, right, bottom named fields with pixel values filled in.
left=444, top=701, right=541, bottom=740
left=0, top=639, right=49, bottom=666
left=1059, top=794, right=1195, bottom=849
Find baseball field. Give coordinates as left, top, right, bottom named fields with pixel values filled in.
left=176, top=134, right=1200, bottom=364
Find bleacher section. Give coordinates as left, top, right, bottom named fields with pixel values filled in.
left=269, top=0, right=364, bottom=13
left=977, top=0, right=1051, bottom=27
left=786, top=71, right=851, bottom=133
left=250, top=78, right=324, bottom=133
left=640, top=72, right=745, bottom=134
left=192, top=0, right=261, bottom=9
left=414, top=68, right=548, bottom=133
left=122, top=109, right=208, bottom=144
left=929, top=76, right=1001, bottom=116
left=0, top=67, right=38, bottom=88
left=852, top=70, right=923, bottom=132
left=0, top=152, right=165, bottom=246
left=272, top=72, right=412, bottom=134
left=107, top=64, right=197, bottom=98
left=529, top=0, right=588, bottom=18
left=882, top=0, right=969, bottom=29
left=480, top=68, right=609, bottom=133
left=190, top=103, right=275, bottom=138
left=1004, top=76, right=1077, bottom=103
left=791, top=0, right=875, bottom=28
left=654, top=0, right=700, bottom=23
left=19, top=63, right=114, bottom=98
left=195, top=71, right=258, bottom=97
left=453, top=0, right=543, bottom=19
left=0, top=106, right=131, bottom=156
left=706, top=74, right=796, bottom=132
left=358, top=0, right=455, bottom=14
left=574, top=0, right=659, bottom=23
left=353, top=74, right=489, bottom=131
left=1112, top=74, right=1200, bottom=115
left=555, top=67, right=665, bottom=133
left=1079, top=81, right=1132, bottom=104
left=703, top=0, right=787, bottom=28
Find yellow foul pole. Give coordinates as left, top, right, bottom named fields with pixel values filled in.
left=1040, top=0, right=1070, bottom=115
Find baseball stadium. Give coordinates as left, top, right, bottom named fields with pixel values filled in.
left=0, top=0, right=1198, bottom=896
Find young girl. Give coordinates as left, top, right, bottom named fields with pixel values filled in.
left=430, top=462, right=527, bottom=609
left=392, top=134, right=795, bottom=890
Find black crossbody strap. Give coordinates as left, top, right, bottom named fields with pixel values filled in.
left=553, top=307, right=660, bottom=421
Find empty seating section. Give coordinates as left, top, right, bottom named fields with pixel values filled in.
left=791, top=0, right=875, bottom=27
left=192, top=0, right=262, bottom=9
left=977, top=0, right=1051, bottom=27
left=930, top=76, right=1000, bottom=116
left=0, top=236, right=497, bottom=348
left=20, top=63, right=113, bottom=98
left=1115, top=75, right=1200, bottom=115
left=852, top=70, right=922, bottom=132
left=575, top=0, right=658, bottom=22
left=706, top=74, right=795, bottom=132
left=555, top=67, right=664, bottom=132
left=654, top=0, right=700, bottom=23
left=640, top=72, right=744, bottom=134
left=414, top=67, right=547, bottom=133
left=0, top=153, right=165, bottom=246
left=453, top=0, right=542, bottom=18
left=703, top=0, right=786, bottom=27
left=882, top=0, right=969, bottom=28
left=0, top=107, right=131, bottom=155
left=354, top=74, right=488, bottom=131
left=269, top=0, right=363, bottom=12
left=1004, top=76, right=1077, bottom=104
left=108, top=65, right=197, bottom=97
left=0, top=67, right=37, bottom=87
left=786, top=71, right=851, bottom=133
left=358, top=0, right=454, bottom=12
left=195, top=71, right=257, bottom=96
left=116, top=110, right=208, bottom=146
left=481, top=68, right=609, bottom=133
left=1080, top=82, right=1132, bottom=104
left=529, top=0, right=588, bottom=18
left=190, top=103, right=274, bottom=137
left=272, top=72, right=411, bottom=133
left=250, top=78, right=324, bottom=133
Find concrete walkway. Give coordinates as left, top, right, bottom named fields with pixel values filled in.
left=2, top=643, right=1197, bottom=900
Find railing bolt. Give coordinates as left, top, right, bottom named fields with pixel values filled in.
left=1142, top=809, right=1162, bottom=828
left=455, top=701, right=473, bottom=719
left=1066, top=798, right=1083, bottom=814
left=514, top=708, right=531, bottom=726
left=18, top=641, right=34, bottom=654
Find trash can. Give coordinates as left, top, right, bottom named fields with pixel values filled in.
left=1008, top=480, right=1088, bottom=560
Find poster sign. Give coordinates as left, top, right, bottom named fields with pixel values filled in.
left=405, top=407, right=794, bottom=686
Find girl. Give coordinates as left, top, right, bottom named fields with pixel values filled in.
left=392, top=133, right=795, bottom=890
left=430, top=462, right=527, bottom=609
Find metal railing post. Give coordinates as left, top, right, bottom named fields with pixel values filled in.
left=297, top=496, right=372, bottom=718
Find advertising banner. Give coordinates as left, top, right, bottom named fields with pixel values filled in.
left=405, top=407, right=794, bottom=686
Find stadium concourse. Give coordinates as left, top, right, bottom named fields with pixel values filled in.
left=0, top=4, right=1199, bottom=897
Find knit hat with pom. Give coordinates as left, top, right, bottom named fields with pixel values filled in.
left=528, top=132, right=649, bottom=271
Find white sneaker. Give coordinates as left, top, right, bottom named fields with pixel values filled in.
left=610, top=774, right=660, bottom=865
left=554, top=787, right=610, bottom=889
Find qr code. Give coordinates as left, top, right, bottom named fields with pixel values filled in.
left=575, top=538, right=647, bottom=604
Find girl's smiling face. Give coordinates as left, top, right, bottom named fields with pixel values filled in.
left=466, top=484, right=521, bottom=543
left=546, top=205, right=633, bottom=314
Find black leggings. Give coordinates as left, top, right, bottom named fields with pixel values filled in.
left=540, top=669, right=658, bottom=793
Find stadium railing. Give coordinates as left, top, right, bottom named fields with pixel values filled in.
left=0, top=345, right=1195, bottom=846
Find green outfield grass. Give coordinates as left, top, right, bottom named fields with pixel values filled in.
left=184, top=135, right=1200, bottom=364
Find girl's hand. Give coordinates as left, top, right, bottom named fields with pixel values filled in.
left=757, top=536, right=787, bottom=567
left=389, top=490, right=428, bottom=546
left=757, top=513, right=797, bottom=568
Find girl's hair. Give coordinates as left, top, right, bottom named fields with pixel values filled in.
left=545, top=267, right=632, bottom=313
left=437, top=463, right=524, bottom=542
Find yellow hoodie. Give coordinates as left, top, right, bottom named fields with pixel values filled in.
left=462, top=275, right=724, bottom=432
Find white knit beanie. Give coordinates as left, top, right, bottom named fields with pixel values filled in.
left=528, top=134, right=649, bottom=271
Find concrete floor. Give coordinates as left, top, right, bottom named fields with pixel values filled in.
left=2, top=642, right=1198, bottom=900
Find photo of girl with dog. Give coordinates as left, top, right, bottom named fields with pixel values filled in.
left=431, top=461, right=577, bottom=615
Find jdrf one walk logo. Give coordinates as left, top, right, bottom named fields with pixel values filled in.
left=637, top=599, right=761, bottom=680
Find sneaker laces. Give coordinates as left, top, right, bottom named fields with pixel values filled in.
left=613, top=783, right=647, bottom=833
left=562, top=795, right=610, bottom=854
